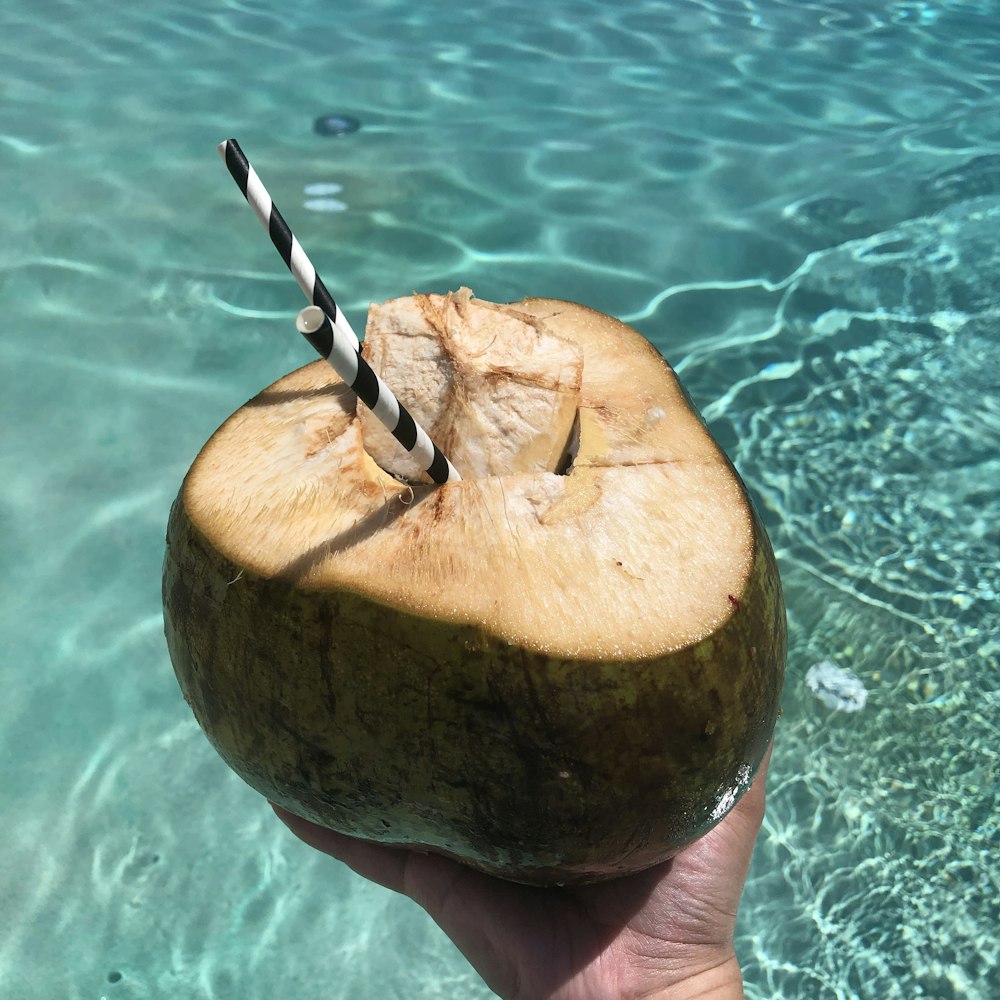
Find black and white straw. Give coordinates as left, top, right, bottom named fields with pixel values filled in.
left=296, top=306, right=461, bottom=485
left=217, top=138, right=360, bottom=350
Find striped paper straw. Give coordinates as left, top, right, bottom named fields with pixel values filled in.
left=217, top=138, right=360, bottom=350
left=296, top=306, right=461, bottom=485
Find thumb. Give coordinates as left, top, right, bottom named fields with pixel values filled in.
left=666, top=740, right=773, bottom=928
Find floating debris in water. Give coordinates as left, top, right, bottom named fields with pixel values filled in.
left=805, top=660, right=868, bottom=712
left=304, top=198, right=348, bottom=213
left=303, top=182, right=347, bottom=213
left=303, top=182, right=343, bottom=196
left=313, top=113, right=361, bottom=137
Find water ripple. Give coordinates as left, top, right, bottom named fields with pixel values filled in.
left=3, top=0, right=999, bottom=998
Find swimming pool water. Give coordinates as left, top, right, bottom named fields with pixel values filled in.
left=1, top=0, right=997, bottom=997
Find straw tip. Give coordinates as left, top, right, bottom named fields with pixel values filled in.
left=216, top=138, right=236, bottom=157
left=296, top=305, right=326, bottom=334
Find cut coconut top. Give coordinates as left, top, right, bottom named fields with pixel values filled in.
left=183, top=292, right=755, bottom=659
left=360, top=288, right=584, bottom=482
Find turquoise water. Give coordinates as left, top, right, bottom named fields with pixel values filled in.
left=1, top=0, right=997, bottom=996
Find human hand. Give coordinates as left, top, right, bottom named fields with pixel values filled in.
left=273, top=743, right=771, bottom=1000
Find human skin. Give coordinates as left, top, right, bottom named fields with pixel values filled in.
left=273, top=742, right=773, bottom=999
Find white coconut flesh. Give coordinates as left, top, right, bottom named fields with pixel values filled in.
left=183, top=290, right=754, bottom=660
left=359, top=288, right=585, bottom=481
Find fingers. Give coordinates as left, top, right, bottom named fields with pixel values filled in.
left=270, top=736, right=775, bottom=929
left=271, top=804, right=412, bottom=894
left=666, top=738, right=774, bottom=923
left=712, top=738, right=773, bottom=868
left=270, top=804, right=503, bottom=949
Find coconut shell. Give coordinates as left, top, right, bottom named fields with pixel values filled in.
left=162, top=295, right=785, bottom=884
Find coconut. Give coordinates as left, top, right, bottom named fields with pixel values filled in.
left=162, top=290, right=785, bottom=885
